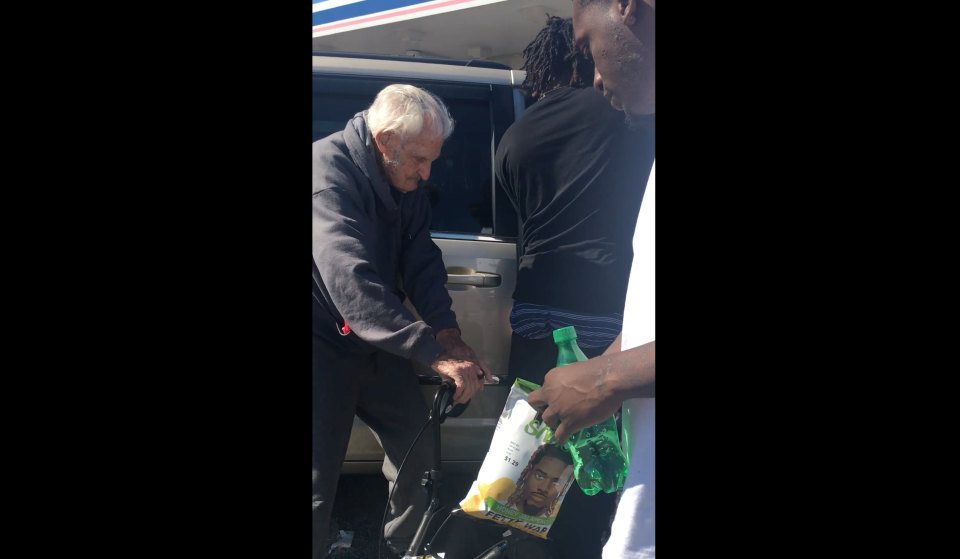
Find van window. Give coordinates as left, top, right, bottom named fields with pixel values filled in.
left=313, top=76, right=511, bottom=237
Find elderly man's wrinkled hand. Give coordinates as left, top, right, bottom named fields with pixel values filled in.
left=431, top=351, right=485, bottom=405
left=436, top=328, right=495, bottom=384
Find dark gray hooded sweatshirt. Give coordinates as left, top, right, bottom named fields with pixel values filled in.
left=312, top=112, right=458, bottom=367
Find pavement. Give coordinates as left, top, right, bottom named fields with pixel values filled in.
left=326, top=470, right=479, bottom=559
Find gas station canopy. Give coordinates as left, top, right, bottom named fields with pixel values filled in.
left=312, top=0, right=574, bottom=70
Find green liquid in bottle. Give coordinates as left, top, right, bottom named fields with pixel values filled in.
left=554, top=326, right=629, bottom=496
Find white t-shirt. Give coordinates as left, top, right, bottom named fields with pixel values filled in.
left=603, top=161, right=655, bottom=559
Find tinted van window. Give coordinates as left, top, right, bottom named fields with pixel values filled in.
left=313, top=76, right=504, bottom=236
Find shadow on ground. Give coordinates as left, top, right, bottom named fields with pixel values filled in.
left=327, top=470, right=479, bottom=559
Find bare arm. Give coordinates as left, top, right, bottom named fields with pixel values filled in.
left=603, top=332, right=622, bottom=356
left=604, top=340, right=655, bottom=400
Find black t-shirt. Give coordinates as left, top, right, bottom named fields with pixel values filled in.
left=496, top=86, right=655, bottom=314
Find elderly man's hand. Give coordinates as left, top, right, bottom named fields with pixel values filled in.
left=431, top=351, right=485, bottom=405
left=436, top=328, right=495, bottom=384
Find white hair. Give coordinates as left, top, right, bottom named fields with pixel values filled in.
left=365, top=84, right=455, bottom=144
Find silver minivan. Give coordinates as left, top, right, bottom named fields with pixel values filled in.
left=312, top=51, right=528, bottom=474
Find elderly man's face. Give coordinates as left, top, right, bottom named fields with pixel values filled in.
left=374, top=129, right=444, bottom=193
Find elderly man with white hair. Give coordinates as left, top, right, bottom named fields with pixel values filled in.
left=312, top=84, right=494, bottom=558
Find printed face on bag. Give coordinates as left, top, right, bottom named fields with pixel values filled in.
left=505, top=444, right=574, bottom=517
left=522, top=457, right=568, bottom=514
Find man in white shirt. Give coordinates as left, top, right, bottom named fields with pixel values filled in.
left=528, top=1, right=656, bottom=557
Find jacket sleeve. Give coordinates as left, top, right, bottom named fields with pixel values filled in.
left=313, top=186, right=445, bottom=367
left=399, top=190, right=460, bottom=335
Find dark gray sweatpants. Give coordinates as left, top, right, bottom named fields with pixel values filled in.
left=312, top=337, right=432, bottom=558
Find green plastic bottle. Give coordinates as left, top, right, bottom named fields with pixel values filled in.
left=553, top=326, right=628, bottom=496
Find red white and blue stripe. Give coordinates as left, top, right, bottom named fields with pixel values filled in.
left=313, top=0, right=508, bottom=38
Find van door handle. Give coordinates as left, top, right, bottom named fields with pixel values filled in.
left=445, top=271, right=501, bottom=287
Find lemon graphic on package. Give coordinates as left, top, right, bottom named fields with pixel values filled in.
left=462, top=477, right=517, bottom=511
left=486, top=477, right=516, bottom=501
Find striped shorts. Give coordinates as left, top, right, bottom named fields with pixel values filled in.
left=509, top=301, right=623, bottom=349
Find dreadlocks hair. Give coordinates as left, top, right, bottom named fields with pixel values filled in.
left=504, top=443, right=574, bottom=518
left=520, top=16, right=596, bottom=99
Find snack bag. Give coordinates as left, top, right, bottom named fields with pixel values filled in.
left=456, top=378, right=576, bottom=538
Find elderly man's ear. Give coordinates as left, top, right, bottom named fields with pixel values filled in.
left=374, top=130, right=395, bottom=152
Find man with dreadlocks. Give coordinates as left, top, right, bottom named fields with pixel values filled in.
left=504, top=444, right=574, bottom=518
left=496, top=15, right=655, bottom=559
